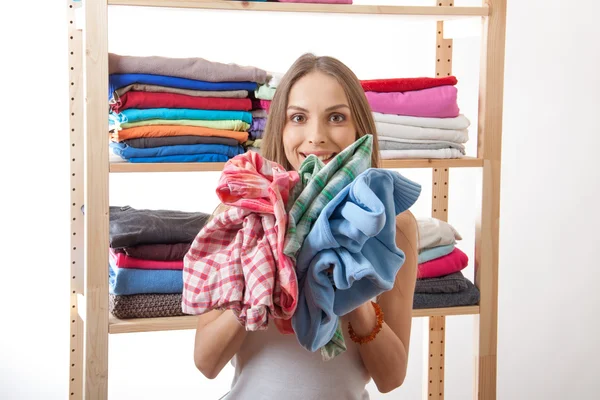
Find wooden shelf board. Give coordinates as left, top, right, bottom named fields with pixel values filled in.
left=108, top=305, right=479, bottom=334
left=108, top=1, right=488, bottom=19
left=109, top=157, right=483, bottom=173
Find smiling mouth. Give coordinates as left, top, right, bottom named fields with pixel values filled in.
left=300, top=152, right=337, bottom=162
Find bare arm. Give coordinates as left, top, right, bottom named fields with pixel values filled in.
left=193, top=309, right=248, bottom=379
left=345, top=210, right=419, bottom=393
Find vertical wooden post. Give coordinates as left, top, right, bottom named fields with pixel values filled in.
left=474, top=1, right=506, bottom=399
left=68, top=0, right=84, bottom=398
left=83, top=0, right=110, bottom=398
left=424, top=2, right=453, bottom=398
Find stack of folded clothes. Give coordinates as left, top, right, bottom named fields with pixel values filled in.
left=413, top=217, right=480, bottom=309
left=245, top=72, right=279, bottom=153
left=108, top=205, right=210, bottom=319
left=361, top=76, right=470, bottom=159
left=107, top=53, right=269, bottom=163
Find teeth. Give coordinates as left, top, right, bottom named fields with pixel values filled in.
left=317, top=154, right=333, bottom=161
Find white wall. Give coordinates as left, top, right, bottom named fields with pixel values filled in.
left=1, top=0, right=598, bottom=399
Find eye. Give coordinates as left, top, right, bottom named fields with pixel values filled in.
left=329, top=113, right=346, bottom=123
left=291, top=114, right=306, bottom=123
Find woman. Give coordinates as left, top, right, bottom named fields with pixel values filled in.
left=193, top=53, right=419, bottom=399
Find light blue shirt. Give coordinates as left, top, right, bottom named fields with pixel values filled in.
left=292, top=168, right=421, bottom=351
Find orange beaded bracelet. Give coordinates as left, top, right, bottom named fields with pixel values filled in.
left=347, top=301, right=384, bottom=345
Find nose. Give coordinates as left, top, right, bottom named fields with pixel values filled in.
left=306, top=119, right=327, bottom=145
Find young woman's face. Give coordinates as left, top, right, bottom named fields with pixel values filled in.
left=282, top=71, right=357, bottom=171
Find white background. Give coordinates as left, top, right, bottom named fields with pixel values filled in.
left=1, top=0, right=599, bottom=399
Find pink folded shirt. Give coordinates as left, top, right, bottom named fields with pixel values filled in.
left=109, top=248, right=183, bottom=270
left=277, top=0, right=352, bottom=3
left=365, top=85, right=459, bottom=118
left=417, top=247, right=468, bottom=279
left=182, top=152, right=300, bottom=332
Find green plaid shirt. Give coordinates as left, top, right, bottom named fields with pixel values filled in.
left=284, top=134, right=373, bottom=361
left=283, top=134, right=373, bottom=260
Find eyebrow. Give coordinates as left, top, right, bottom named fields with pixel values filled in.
left=287, top=104, right=350, bottom=112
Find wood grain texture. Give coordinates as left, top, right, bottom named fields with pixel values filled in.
left=109, top=157, right=483, bottom=173
left=108, top=307, right=479, bottom=334
left=84, top=0, right=110, bottom=398
left=68, top=0, right=84, bottom=398
left=108, top=0, right=488, bottom=18
left=474, top=0, right=506, bottom=399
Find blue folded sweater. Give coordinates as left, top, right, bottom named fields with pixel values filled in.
left=292, top=168, right=421, bottom=351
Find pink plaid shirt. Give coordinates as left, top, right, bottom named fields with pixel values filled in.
left=182, top=152, right=300, bottom=332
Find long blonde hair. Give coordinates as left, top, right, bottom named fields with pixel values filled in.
left=261, top=53, right=380, bottom=171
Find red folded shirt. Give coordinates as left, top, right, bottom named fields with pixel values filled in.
left=109, top=248, right=183, bottom=270
left=110, top=91, right=253, bottom=113
left=360, top=76, right=458, bottom=93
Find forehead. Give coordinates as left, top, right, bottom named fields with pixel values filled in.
left=288, top=71, right=348, bottom=109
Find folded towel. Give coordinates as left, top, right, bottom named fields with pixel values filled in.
left=109, top=53, right=268, bottom=84
left=417, top=217, right=462, bottom=250
left=109, top=293, right=184, bottom=319
left=110, top=124, right=249, bottom=143
left=182, top=152, right=300, bottom=332
left=109, top=205, right=210, bottom=248
left=415, top=271, right=468, bottom=294
left=110, top=108, right=253, bottom=125
left=114, top=242, right=191, bottom=261
left=109, top=249, right=183, bottom=270
left=292, top=168, right=421, bottom=354
left=122, top=135, right=240, bottom=149
left=361, top=76, right=457, bottom=93
left=372, top=112, right=470, bottom=130
left=110, top=142, right=245, bottom=159
left=110, top=91, right=253, bottom=113
left=365, top=85, right=459, bottom=118
left=109, top=73, right=257, bottom=98
left=414, top=278, right=479, bottom=309
left=380, top=148, right=464, bottom=159
left=418, top=247, right=469, bottom=279
left=109, top=261, right=183, bottom=295
left=113, top=83, right=248, bottom=99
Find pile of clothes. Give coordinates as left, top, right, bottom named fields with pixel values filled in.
left=107, top=53, right=267, bottom=163
left=413, top=217, right=480, bottom=308
left=182, top=134, right=423, bottom=361
left=248, top=74, right=470, bottom=158
left=362, top=76, right=470, bottom=159
left=107, top=206, right=210, bottom=319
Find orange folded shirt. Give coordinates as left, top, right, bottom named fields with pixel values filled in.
left=111, top=124, right=249, bottom=143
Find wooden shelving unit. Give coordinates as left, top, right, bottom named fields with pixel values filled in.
left=68, top=1, right=506, bottom=399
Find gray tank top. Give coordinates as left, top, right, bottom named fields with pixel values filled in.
left=223, top=317, right=371, bottom=400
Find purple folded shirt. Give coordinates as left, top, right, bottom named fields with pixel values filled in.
left=251, top=117, right=267, bottom=132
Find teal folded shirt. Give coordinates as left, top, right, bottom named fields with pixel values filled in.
left=418, top=244, right=455, bottom=264
left=110, top=108, right=253, bottom=125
